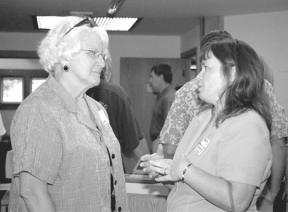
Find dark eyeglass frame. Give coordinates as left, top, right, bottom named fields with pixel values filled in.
left=61, top=17, right=98, bottom=40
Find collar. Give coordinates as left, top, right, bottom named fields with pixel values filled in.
left=47, top=75, right=77, bottom=113
left=157, top=85, right=174, bottom=98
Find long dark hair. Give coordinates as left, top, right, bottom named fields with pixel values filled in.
left=202, top=40, right=271, bottom=130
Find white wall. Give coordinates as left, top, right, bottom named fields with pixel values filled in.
left=203, top=16, right=224, bottom=34
left=224, top=10, right=288, bottom=112
left=180, top=16, right=224, bottom=54
left=180, top=24, right=201, bottom=53
left=109, top=35, right=180, bottom=83
left=0, top=32, right=44, bottom=51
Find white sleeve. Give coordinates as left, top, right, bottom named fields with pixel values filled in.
left=0, top=112, right=6, bottom=136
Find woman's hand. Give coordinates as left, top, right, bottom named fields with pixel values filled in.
left=149, top=159, right=175, bottom=181
left=140, top=153, right=163, bottom=178
left=149, top=156, right=191, bottom=183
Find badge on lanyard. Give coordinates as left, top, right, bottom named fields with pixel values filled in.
left=98, top=110, right=110, bottom=126
left=195, top=138, right=210, bottom=155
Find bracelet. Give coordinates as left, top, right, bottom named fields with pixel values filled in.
left=181, top=163, right=193, bottom=181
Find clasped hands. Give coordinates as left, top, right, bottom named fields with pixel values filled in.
left=139, top=153, right=184, bottom=182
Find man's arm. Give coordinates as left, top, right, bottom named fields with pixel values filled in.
left=263, top=80, right=288, bottom=201
left=157, top=79, right=201, bottom=153
left=130, top=120, right=149, bottom=158
left=116, top=88, right=150, bottom=172
left=270, top=137, right=286, bottom=199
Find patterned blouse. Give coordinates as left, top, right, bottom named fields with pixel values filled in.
left=160, top=77, right=288, bottom=145
left=9, top=76, right=129, bottom=212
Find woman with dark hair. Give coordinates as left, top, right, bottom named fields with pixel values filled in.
left=144, top=40, right=272, bottom=212
left=200, top=40, right=271, bottom=129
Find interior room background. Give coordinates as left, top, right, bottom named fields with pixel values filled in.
left=0, top=11, right=287, bottom=139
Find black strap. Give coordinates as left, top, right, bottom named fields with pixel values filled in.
left=110, top=174, right=116, bottom=212
left=106, top=146, right=116, bottom=212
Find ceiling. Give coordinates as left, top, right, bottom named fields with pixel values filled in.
left=0, top=0, right=288, bottom=35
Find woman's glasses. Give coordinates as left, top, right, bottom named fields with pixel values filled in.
left=57, top=17, right=97, bottom=45
left=63, top=17, right=97, bottom=38
left=81, top=49, right=107, bottom=61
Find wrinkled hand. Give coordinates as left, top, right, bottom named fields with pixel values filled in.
left=150, top=156, right=190, bottom=183
left=140, top=153, right=163, bottom=178
left=149, top=159, right=181, bottom=182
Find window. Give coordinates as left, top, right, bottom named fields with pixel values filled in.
left=1, top=77, right=24, bottom=103
left=0, top=51, right=49, bottom=109
left=31, top=78, right=46, bottom=93
left=0, top=70, right=48, bottom=109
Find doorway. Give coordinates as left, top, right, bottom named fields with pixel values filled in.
left=120, top=57, right=188, bottom=145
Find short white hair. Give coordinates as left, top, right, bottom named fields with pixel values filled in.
left=37, top=17, right=111, bottom=74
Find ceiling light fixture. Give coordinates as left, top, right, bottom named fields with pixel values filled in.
left=35, top=16, right=139, bottom=32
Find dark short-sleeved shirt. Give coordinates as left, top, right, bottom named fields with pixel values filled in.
left=87, top=81, right=143, bottom=155
left=150, top=86, right=175, bottom=141
left=9, top=76, right=129, bottom=212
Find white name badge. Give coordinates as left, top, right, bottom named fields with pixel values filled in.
left=98, top=110, right=110, bottom=126
left=195, top=138, right=210, bottom=155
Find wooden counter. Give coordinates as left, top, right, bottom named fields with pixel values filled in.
left=125, top=174, right=169, bottom=212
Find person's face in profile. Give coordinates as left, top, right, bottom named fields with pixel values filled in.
left=68, top=31, right=106, bottom=88
left=149, top=70, right=162, bottom=94
left=199, top=51, right=228, bottom=105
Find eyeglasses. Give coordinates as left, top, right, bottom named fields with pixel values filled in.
left=57, top=17, right=97, bottom=45
left=63, top=17, right=97, bottom=38
left=81, top=49, right=107, bottom=61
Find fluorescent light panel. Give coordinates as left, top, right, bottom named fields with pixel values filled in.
left=36, top=16, right=138, bottom=31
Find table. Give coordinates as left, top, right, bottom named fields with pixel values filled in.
left=125, top=174, right=169, bottom=212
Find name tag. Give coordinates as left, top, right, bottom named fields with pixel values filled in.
left=195, top=138, right=210, bottom=155
left=98, top=110, right=109, bottom=126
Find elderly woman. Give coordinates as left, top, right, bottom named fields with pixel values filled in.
left=9, top=17, right=128, bottom=212
left=144, top=40, right=272, bottom=212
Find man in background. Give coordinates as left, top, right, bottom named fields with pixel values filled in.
left=87, top=74, right=149, bottom=173
left=148, top=64, right=175, bottom=152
